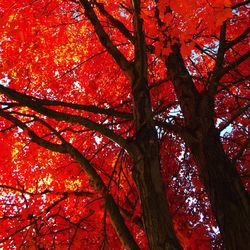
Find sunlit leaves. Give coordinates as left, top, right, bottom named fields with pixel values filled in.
left=0, top=0, right=249, bottom=248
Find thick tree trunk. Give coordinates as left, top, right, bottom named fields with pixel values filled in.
left=130, top=66, right=181, bottom=249
left=130, top=48, right=181, bottom=250
left=186, top=126, right=250, bottom=250
left=129, top=2, right=182, bottom=248
left=166, top=45, right=250, bottom=249
left=132, top=130, right=182, bottom=250
left=131, top=56, right=181, bottom=249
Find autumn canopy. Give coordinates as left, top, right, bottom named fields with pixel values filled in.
left=0, top=0, right=249, bottom=249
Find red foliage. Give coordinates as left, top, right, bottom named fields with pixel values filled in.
left=0, top=0, right=249, bottom=249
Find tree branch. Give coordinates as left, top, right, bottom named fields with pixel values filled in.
left=0, top=108, right=140, bottom=249
left=219, top=104, right=250, bottom=132
left=94, top=0, right=135, bottom=44
left=230, top=0, right=250, bottom=9
left=78, top=0, right=134, bottom=79
left=216, top=50, right=250, bottom=80
left=212, top=22, right=227, bottom=74
left=225, top=27, right=250, bottom=50
left=232, top=138, right=250, bottom=166
left=0, top=110, right=67, bottom=153
left=0, top=85, right=138, bottom=159
left=16, top=92, right=132, bottom=119
left=53, top=127, right=140, bottom=249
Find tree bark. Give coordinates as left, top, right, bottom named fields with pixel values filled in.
left=166, top=45, right=250, bottom=249
left=186, top=125, right=250, bottom=250
left=131, top=65, right=181, bottom=249
left=129, top=1, right=182, bottom=248
left=129, top=42, right=182, bottom=248
left=132, top=134, right=182, bottom=250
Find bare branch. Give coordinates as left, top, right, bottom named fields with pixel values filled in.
left=232, top=138, right=250, bottom=166
left=230, top=0, right=250, bottom=9
left=94, top=1, right=135, bottom=44
left=0, top=110, right=67, bottom=153
left=219, top=104, right=250, bottom=132
left=216, top=50, right=250, bottom=80
left=0, top=85, right=138, bottom=158
left=78, top=0, right=134, bottom=79
left=225, top=27, right=250, bottom=50
left=212, top=22, right=227, bottom=76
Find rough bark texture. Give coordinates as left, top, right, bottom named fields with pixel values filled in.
left=130, top=2, right=182, bottom=249
left=64, top=138, right=141, bottom=250
left=166, top=45, right=250, bottom=250
left=105, top=194, right=140, bottom=250
left=132, top=142, right=182, bottom=250
left=131, top=70, right=181, bottom=249
left=187, top=126, right=250, bottom=250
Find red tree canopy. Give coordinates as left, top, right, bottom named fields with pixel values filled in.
left=0, top=0, right=249, bottom=249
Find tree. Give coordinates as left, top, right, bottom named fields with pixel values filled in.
left=0, top=0, right=249, bottom=249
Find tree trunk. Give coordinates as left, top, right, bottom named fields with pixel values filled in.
left=132, top=130, right=182, bottom=250
left=129, top=2, right=182, bottom=248
left=131, top=63, right=181, bottom=249
left=166, top=45, right=250, bottom=249
left=186, top=125, right=250, bottom=250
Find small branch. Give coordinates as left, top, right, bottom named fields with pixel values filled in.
left=230, top=0, right=250, bottom=9
left=0, top=221, right=37, bottom=244
left=94, top=1, right=135, bottom=44
left=213, top=21, right=227, bottom=74
left=232, top=138, right=250, bottom=166
left=216, top=50, right=250, bottom=80
left=78, top=0, right=134, bottom=79
left=225, top=27, right=250, bottom=50
left=194, top=43, right=216, bottom=60
left=0, top=110, right=67, bottom=153
left=219, top=104, right=250, bottom=132
left=155, top=120, right=185, bottom=136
